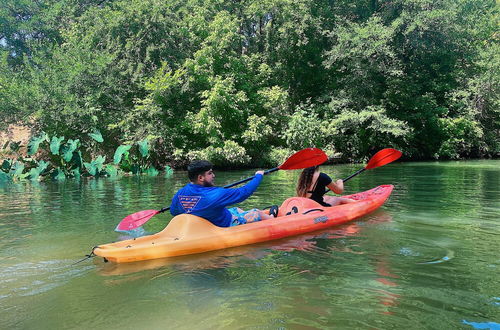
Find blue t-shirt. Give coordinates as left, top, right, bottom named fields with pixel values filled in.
left=169, top=174, right=263, bottom=227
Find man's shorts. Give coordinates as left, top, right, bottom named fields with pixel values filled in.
left=228, top=207, right=262, bottom=227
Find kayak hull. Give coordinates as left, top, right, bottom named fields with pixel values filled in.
left=94, top=185, right=393, bottom=263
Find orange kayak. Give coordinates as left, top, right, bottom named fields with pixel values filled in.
left=94, top=185, right=393, bottom=263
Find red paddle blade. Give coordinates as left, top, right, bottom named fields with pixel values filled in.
left=279, top=148, right=328, bottom=170
left=115, top=210, right=160, bottom=231
left=365, top=148, right=402, bottom=170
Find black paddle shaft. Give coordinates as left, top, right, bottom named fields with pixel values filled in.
left=342, top=168, right=366, bottom=183
left=325, top=168, right=366, bottom=194
left=158, top=167, right=280, bottom=213
left=223, top=167, right=279, bottom=189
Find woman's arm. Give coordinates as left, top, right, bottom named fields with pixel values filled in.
left=326, top=179, right=344, bottom=194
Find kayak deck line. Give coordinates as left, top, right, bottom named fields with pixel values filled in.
left=94, top=185, right=394, bottom=263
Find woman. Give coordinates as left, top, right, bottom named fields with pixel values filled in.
left=296, top=166, right=354, bottom=206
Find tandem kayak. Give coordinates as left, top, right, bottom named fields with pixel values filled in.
left=94, top=185, right=393, bottom=263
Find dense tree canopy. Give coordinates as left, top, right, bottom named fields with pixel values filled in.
left=1, top=0, right=498, bottom=167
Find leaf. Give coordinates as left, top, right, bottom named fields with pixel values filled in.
left=105, top=164, right=118, bottom=177
left=2, top=141, right=9, bottom=150
left=144, top=166, right=159, bottom=176
left=88, top=129, right=103, bottom=143
left=71, top=151, right=83, bottom=169
left=0, top=171, right=12, bottom=184
left=37, top=160, right=50, bottom=174
left=62, top=139, right=80, bottom=162
left=10, top=162, right=25, bottom=177
left=28, top=160, right=50, bottom=181
left=1, top=159, right=11, bottom=172
left=51, top=168, right=66, bottom=181
left=28, top=168, right=41, bottom=181
left=50, top=136, right=65, bottom=155
left=164, top=165, right=173, bottom=178
left=84, top=155, right=106, bottom=177
left=83, top=162, right=97, bottom=176
left=71, top=168, right=81, bottom=178
left=137, top=139, right=149, bottom=158
left=94, top=155, right=106, bottom=172
left=19, top=172, right=31, bottom=180
left=113, top=145, right=132, bottom=164
left=27, top=133, right=49, bottom=156
left=131, top=164, right=140, bottom=175
left=9, top=141, right=21, bottom=152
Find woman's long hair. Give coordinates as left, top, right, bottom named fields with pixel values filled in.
left=296, top=166, right=319, bottom=197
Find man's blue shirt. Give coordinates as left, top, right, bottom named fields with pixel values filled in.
left=170, top=174, right=263, bottom=227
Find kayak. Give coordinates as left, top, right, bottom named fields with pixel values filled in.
left=94, top=185, right=393, bottom=263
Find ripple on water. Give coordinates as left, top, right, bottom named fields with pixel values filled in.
left=0, top=260, right=93, bottom=299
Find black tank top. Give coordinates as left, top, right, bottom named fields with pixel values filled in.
left=307, top=172, right=332, bottom=207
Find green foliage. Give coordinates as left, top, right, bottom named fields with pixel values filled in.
left=265, top=147, right=294, bottom=167
left=83, top=155, right=106, bottom=177
left=88, top=130, right=103, bottom=143
left=164, top=165, right=173, bottom=178
left=137, top=139, right=150, bottom=158
left=0, top=132, right=173, bottom=182
left=144, top=167, right=159, bottom=176
left=28, top=160, right=50, bottom=181
left=51, top=168, right=66, bottom=181
left=9, top=142, right=21, bottom=153
left=187, top=140, right=251, bottom=167
left=323, top=105, right=411, bottom=160
left=71, top=167, right=81, bottom=178
left=113, top=145, right=132, bottom=165
left=0, top=171, right=12, bottom=184
left=27, top=133, right=49, bottom=156
left=0, top=0, right=498, bottom=165
left=437, top=118, right=484, bottom=159
left=1, top=159, right=11, bottom=172
left=62, top=139, right=80, bottom=162
left=105, top=164, right=118, bottom=177
left=9, top=161, right=25, bottom=179
left=50, top=136, right=65, bottom=155
left=283, top=109, right=324, bottom=151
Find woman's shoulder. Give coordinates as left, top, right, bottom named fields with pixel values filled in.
left=319, top=172, right=332, bottom=183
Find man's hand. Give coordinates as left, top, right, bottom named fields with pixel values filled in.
left=255, top=170, right=265, bottom=176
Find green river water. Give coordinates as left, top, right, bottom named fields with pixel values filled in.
left=0, top=161, right=499, bottom=329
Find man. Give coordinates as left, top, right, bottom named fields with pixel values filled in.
left=170, top=160, right=276, bottom=227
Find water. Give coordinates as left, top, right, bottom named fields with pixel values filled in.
left=0, top=161, right=499, bottom=329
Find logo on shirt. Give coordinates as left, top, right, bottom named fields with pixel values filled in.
left=178, top=195, right=202, bottom=213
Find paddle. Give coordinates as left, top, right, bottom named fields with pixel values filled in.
left=115, top=148, right=328, bottom=232
left=325, top=148, right=402, bottom=194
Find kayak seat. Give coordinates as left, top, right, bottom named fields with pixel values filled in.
left=277, top=197, right=324, bottom=217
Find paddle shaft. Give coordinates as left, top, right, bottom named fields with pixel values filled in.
left=158, top=167, right=279, bottom=213
left=223, top=167, right=279, bottom=188
left=324, top=168, right=365, bottom=194
left=343, top=168, right=365, bottom=183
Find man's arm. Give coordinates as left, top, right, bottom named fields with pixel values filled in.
left=216, top=171, right=264, bottom=206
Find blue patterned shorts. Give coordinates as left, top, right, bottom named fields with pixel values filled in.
left=228, top=207, right=262, bottom=226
